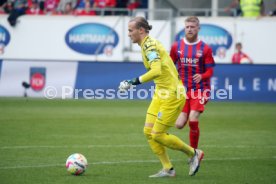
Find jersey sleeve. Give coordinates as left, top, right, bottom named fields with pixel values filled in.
left=170, top=42, right=178, bottom=63
left=140, top=61, right=161, bottom=83
left=140, top=39, right=162, bottom=83
left=204, top=46, right=215, bottom=68
left=201, top=67, right=214, bottom=79
left=143, top=40, right=161, bottom=64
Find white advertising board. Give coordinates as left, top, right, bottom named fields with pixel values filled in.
left=0, top=16, right=125, bottom=61
left=0, top=60, right=77, bottom=97
left=0, top=16, right=275, bottom=63
left=0, top=16, right=172, bottom=62
left=175, top=17, right=276, bottom=64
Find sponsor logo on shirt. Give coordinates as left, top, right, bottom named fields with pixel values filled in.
left=180, top=57, right=199, bottom=65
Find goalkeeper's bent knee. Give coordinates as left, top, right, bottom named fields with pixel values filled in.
left=143, top=126, right=152, bottom=140
left=152, top=132, right=166, bottom=144
left=144, top=127, right=166, bottom=155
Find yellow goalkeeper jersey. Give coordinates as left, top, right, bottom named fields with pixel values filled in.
left=139, top=36, right=180, bottom=91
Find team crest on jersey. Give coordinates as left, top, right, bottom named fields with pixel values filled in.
left=196, top=50, right=203, bottom=57
left=157, top=112, right=162, bottom=119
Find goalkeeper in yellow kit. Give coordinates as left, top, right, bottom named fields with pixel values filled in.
left=119, top=16, right=204, bottom=177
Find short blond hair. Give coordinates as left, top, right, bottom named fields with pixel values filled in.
left=185, top=16, right=200, bottom=25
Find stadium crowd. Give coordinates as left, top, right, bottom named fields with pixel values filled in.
left=0, top=0, right=275, bottom=27
left=0, top=0, right=142, bottom=16
left=0, top=0, right=143, bottom=26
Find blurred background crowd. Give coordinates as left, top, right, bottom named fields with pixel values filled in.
left=0, top=0, right=146, bottom=16
left=1, top=0, right=276, bottom=27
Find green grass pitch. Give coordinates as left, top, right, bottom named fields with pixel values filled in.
left=0, top=98, right=275, bottom=184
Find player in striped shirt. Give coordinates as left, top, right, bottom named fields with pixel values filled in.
left=170, top=16, right=215, bottom=149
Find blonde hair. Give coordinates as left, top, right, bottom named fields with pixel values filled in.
left=129, top=16, right=152, bottom=33
left=185, top=16, right=200, bottom=25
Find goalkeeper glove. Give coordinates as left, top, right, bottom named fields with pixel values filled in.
left=118, top=77, right=141, bottom=91
left=118, top=80, right=131, bottom=91
left=127, top=77, right=141, bottom=85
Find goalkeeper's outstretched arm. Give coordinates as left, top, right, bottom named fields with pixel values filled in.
left=139, top=61, right=161, bottom=83
left=129, top=60, right=162, bottom=85
left=118, top=60, right=161, bottom=90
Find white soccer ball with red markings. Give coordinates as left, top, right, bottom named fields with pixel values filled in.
left=66, top=153, right=88, bottom=175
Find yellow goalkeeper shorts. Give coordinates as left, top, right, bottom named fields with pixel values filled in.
left=146, top=86, right=185, bottom=127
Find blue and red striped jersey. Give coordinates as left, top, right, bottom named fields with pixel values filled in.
left=170, top=38, right=215, bottom=91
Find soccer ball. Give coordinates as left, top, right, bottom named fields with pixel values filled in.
left=66, top=153, right=88, bottom=175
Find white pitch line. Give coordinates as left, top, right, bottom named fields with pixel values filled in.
left=203, top=145, right=276, bottom=148
left=0, top=145, right=276, bottom=149
left=0, top=145, right=148, bottom=149
left=0, top=157, right=275, bottom=170
left=0, top=164, right=64, bottom=169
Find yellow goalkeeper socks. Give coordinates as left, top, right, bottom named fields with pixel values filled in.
left=153, top=132, right=195, bottom=157
left=147, top=139, right=173, bottom=170
left=152, top=123, right=195, bottom=157
left=144, top=126, right=173, bottom=170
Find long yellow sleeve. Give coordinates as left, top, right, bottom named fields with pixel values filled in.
left=140, top=61, right=161, bottom=83
left=140, top=36, right=180, bottom=91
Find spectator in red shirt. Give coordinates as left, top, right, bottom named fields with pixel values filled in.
left=44, top=0, right=60, bottom=14
left=232, top=42, right=253, bottom=64
left=26, top=0, right=44, bottom=14
left=93, top=0, right=115, bottom=8
left=93, top=0, right=116, bottom=15
left=127, top=0, right=140, bottom=10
